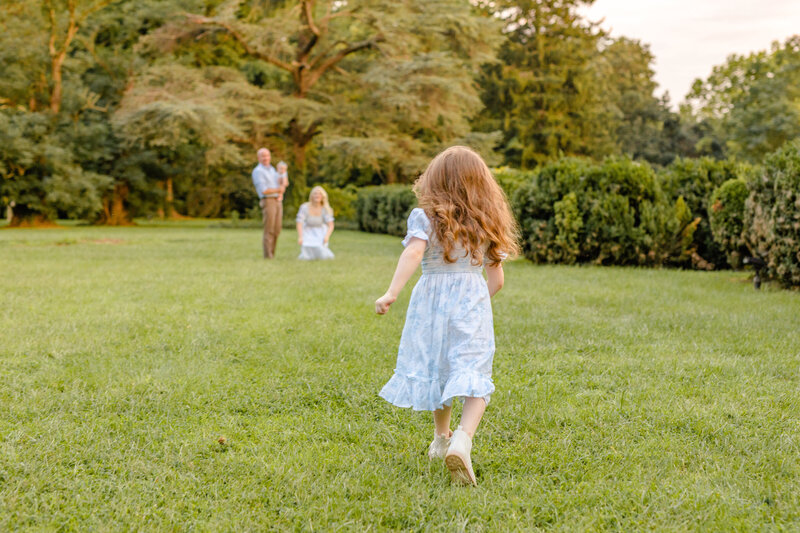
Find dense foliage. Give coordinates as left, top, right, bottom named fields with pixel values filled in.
left=513, top=157, right=698, bottom=266
left=491, top=167, right=532, bottom=199
left=743, top=141, right=800, bottom=287
left=355, top=185, right=416, bottom=237
left=659, top=158, right=752, bottom=268
left=708, top=178, right=750, bottom=268
left=684, top=36, right=800, bottom=162
left=0, top=0, right=501, bottom=224
left=472, top=2, right=706, bottom=168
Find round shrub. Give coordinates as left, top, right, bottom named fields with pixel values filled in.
left=708, top=178, right=749, bottom=268
left=513, top=157, right=699, bottom=266
left=325, top=185, right=358, bottom=223
left=553, top=192, right=582, bottom=264
left=744, top=140, right=800, bottom=287
left=492, top=167, right=535, bottom=199
left=513, top=157, right=592, bottom=263
left=660, top=157, right=747, bottom=268
left=355, top=185, right=416, bottom=236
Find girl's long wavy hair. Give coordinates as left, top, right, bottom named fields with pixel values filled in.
left=414, top=146, right=519, bottom=266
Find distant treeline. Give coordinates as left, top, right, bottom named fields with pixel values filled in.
left=1, top=1, right=799, bottom=226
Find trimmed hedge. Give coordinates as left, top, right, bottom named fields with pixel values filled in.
left=492, top=167, right=534, bottom=199
left=744, top=140, right=800, bottom=288
left=709, top=178, right=749, bottom=268
left=326, top=185, right=358, bottom=223
left=660, top=158, right=749, bottom=268
left=345, top=147, right=795, bottom=283
left=513, top=157, right=699, bottom=266
left=355, top=185, right=416, bottom=237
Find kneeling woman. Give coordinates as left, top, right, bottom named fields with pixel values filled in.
left=296, top=186, right=335, bottom=260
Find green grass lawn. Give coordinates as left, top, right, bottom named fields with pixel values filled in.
left=1, top=223, right=799, bottom=531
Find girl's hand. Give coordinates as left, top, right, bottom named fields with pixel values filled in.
left=323, top=236, right=329, bottom=245
left=298, top=236, right=303, bottom=245
left=375, top=292, right=396, bottom=315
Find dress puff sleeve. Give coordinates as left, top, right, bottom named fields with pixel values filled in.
left=402, top=208, right=431, bottom=247
left=484, top=249, right=509, bottom=265
left=323, top=210, right=334, bottom=224
left=295, top=203, right=308, bottom=224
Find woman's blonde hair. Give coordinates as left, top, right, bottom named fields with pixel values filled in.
left=414, top=146, right=519, bottom=266
left=308, top=186, right=333, bottom=216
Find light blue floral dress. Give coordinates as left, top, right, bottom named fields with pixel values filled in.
left=379, top=208, right=496, bottom=411
left=296, top=203, right=335, bottom=260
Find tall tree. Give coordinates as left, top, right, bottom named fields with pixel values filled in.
left=600, top=38, right=663, bottom=163
left=0, top=0, right=111, bottom=114
left=474, top=0, right=616, bottom=168
left=0, top=0, right=114, bottom=225
left=685, top=35, right=800, bottom=162
left=113, top=65, right=267, bottom=218
left=77, top=0, right=205, bottom=223
left=141, top=0, right=501, bottom=194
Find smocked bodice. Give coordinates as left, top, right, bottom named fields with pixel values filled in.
left=402, top=208, right=483, bottom=274
left=421, top=244, right=483, bottom=274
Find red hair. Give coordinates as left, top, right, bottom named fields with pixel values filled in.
left=414, top=146, right=519, bottom=266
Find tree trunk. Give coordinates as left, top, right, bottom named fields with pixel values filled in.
left=292, top=143, right=308, bottom=186
left=98, top=183, right=134, bottom=226
left=385, top=166, right=397, bottom=184
left=8, top=215, right=58, bottom=228
left=165, top=177, right=175, bottom=218
left=8, top=201, right=57, bottom=227
left=50, top=55, right=64, bottom=114
left=161, top=177, right=190, bottom=219
left=288, top=140, right=310, bottom=206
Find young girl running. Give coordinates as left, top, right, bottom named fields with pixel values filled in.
left=375, top=146, right=518, bottom=486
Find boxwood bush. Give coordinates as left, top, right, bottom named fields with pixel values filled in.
left=325, top=185, right=358, bottom=223
left=492, top=167, right=535, bottom=199
left=744, top=140, right=800, bottom=288
left=708, top=178, right=750, bottom=268
left=354, top=168, right=525, bottom=238
left=660, top=158, right=749, bottom=268
left=513, top=157, right=699, bottom=266
left=355, top=185, right=417, bottom=237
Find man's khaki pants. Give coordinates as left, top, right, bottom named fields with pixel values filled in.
left=261, top=197, right=282, bottom=258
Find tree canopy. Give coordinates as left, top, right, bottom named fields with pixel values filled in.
left=1, top=0, right=798, bottom=224
left=684, top=36, right=800, bottom=162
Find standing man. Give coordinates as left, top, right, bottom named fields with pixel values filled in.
left=252, top=148, right=287, bottom=259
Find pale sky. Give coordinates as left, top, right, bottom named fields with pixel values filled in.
left=580, top=0, right=800, bottom=106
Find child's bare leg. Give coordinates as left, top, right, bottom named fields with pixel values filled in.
left=433, top=405, right=453, bottom=436
left=459, top=397, right=487, bottom=438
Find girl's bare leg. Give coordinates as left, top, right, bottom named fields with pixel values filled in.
left=459, top=397, right=486, bottom=438
left=433, top=405, right=453, bottom=437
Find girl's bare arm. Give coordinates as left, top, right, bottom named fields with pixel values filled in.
left=486, top=263, right=504, bottom=297
left=375, top=238, right=426, bottom=314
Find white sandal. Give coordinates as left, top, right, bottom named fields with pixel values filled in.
left=445, top=426, right=477, bottom=486
left=427, top=430, right=452, bottom=460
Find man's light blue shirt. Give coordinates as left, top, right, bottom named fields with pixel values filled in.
left=252, top=164, right=281, bottom=199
